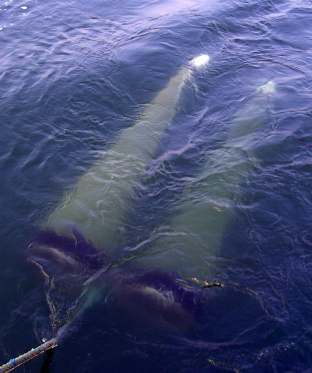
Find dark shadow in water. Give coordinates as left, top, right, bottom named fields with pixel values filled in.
left=40, top=349, right=55, bottom=373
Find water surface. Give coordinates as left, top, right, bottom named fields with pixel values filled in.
left=0, top=0, right=312, bottom=371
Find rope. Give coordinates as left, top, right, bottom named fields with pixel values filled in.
left=0, top=338, right=57, bottom=373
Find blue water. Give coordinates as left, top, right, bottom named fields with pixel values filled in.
left=1, top=0, right=312, bottom=371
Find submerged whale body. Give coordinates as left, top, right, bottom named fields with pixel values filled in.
left=132, top=80, right=277, bottom=279
left=30, top=55, right=213, bottom=335
left=43, top=54, right=210, bottom=254
left=29, top=65, right=275, bottom=342
left=29, top=58, right=273, bottom=341
left=89, top=269, right=202, bottom=333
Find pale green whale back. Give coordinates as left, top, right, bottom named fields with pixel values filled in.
left=45, top=67, right=191, bottom=252
left=132, top=82, right=276, bottom=278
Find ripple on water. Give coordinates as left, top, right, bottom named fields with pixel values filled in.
left=0, top=0, right=312, bottom=371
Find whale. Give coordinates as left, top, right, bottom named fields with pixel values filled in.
left=41, top=54, right=210, bottom=256
left=29, top=54, right=215, bottom=336
left=130, top=80, right=277, bottom=279
left=29, top=76, right=272, bottom=342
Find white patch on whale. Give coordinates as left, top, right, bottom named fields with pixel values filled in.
left=190, top=54, right=210, bottom=69
left=257, top=80, right=276, bottom=95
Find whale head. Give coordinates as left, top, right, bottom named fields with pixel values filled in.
left=104, top=269, right=202, bottom=333
left=29, top=230, right=204, bottom=335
